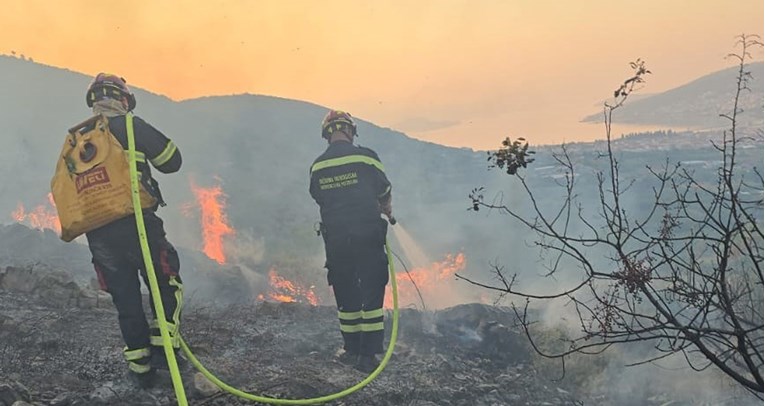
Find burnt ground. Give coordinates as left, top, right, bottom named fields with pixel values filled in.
left=0, top=224, right=757, bottom=406
left=0, top=280, right=589, bottom=406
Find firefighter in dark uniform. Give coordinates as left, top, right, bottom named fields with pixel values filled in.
left=309, top=110, right=393, bottom=373
left=83, top=73, right=184, bottom=388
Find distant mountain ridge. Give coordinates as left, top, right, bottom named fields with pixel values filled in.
left=581, top=62, right=764, bottom=130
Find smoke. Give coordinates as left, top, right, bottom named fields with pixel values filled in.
left=223, top=230, right=265, bottom=269
left=237, top=264, right=268, bottom=301
left=580, top=349, right=758, bottom=405
left=222, top=231, right=270, bottom=300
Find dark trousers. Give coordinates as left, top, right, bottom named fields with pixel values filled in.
left=324, top=227, right=389, bottom=356
left=87, top=213, right=182, bottom=371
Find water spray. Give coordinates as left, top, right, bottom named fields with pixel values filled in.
left=385, top=215, right=429, bottom=311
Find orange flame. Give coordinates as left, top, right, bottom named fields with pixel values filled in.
left=189, top=181, right=235, bottom=264
left=259, top=268, right=320, bottom=306
left=12, top=193, right=61, bottom=233
left=385, top=252, right=467, bottom=309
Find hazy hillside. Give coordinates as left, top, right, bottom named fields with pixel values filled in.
left=0, top=55, right=762, bottom=302
left=0, top=55, right=502, bottom=284
left=581, top=62, right=764, bottom=130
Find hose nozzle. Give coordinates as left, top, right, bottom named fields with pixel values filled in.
left=388, top=216, right=397, bottom=225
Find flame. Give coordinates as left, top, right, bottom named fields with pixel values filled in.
left=12, top=193, right=61, bottom=233
left=259, top=268, right=320, bottom=306
left=385, top=252, right=467, bottom=309
left=189, top=181, right=235, bottom=264
left=252, top=253, right=482, bottom=309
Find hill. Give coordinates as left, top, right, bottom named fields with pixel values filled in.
left=581, top=62, right=764, bottom=130
left=0, top=55, right=490, bottom=269
left=0, top=55, right=761, bottom=308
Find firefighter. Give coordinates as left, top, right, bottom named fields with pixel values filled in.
left=83, top=73, right=184, bottom=388
left=309, top=110, right=393, bottom=373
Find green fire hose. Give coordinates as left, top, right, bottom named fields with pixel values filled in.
left=127, top=112, right=399, bottom=405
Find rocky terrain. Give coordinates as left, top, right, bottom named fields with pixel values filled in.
left=0, top=224, right=759, bottom=406
left=0, top=268, right=757, bottom=406
left=0, top=265, right=583, bottom=406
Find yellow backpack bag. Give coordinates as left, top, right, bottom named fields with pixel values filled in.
left=51, top=113, right=156, bottom=242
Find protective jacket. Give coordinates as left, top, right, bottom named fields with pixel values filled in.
left=310, top=141, right=391, bottom=235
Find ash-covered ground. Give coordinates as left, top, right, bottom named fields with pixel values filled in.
left=0, top=270, right=581, bottom=406
left=0, top=225, right=757, bottom=406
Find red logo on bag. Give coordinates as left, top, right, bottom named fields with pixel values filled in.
left=75, top=167, right=110, bottom=193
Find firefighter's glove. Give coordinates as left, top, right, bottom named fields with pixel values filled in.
left=379, top=200, right=393, bottom=218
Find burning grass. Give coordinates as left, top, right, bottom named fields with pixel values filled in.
left=11, top=193, right=61, bottom=234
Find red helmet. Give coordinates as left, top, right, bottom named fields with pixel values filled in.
left=85, top=73, right=136, bottom=111
left=321, top=110, right=357, bottom=139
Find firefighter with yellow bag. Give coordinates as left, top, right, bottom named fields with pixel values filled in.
left=51, top=73, right=184, bottom=389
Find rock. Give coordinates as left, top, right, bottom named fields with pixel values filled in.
left=76, top=288, right=98, bottom=309
left=88, top=381, right=160, bottom=406
left=0, top=313, right=10, bottom=328
left=35, top=271, right=80, bottom=308
left=46, top=391, right=87, bottom=406
left=96, top=291, right=113, bottom=309
left=477, top=321, right=530, bottom=364
left=124, top=392, right=160, bottom=406
left=89, top=384, right=118, bottom=404
left=68, top=398, right=90, bottom=406
left=0, top=266, right=91, bottom=309
left=506, top=393, right=522, bottom=402
left=88, top=277, right=101, bottom=291
left=192, top=372, right=220, bottom=398
left=0, top=381, right=30, bottom=406
left=76, top=287, right=114, bottom=309
left=1, top=267, right=38, bottom=293
left=49, top=392, right=73, bottom=406
left=0, top=224, right=92, bottom=281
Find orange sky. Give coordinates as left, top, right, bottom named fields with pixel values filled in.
left=2, top=0, right=762, bottom=149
